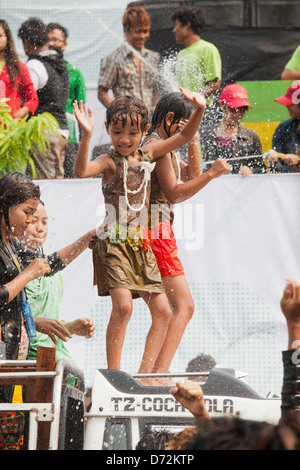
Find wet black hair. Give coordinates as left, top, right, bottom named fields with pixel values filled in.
left=106, top=95, right=149, bottom=132
left=0, top=19, right=22, bottom=87
left=0, top=172, right=40, bottom=229
left=148, top=92, right=196, bottom=138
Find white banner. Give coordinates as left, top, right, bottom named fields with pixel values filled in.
left=38, top=174, right=300, bottom=396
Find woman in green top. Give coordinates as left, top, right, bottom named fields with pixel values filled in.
left=23, top=201, right=95, bottom=365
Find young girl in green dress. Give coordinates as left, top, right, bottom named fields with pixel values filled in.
left=73, top=89, right=206, bottom=375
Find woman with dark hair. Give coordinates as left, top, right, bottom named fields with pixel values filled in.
left=0, top=19, right=38, bottom=119
left=0, top=172, right=95, bottom=402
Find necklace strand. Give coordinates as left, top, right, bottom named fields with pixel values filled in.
left=123, top=159, right=148, bottom=212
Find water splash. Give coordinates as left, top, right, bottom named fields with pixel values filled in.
left=77, top=2, right=178, bottom=93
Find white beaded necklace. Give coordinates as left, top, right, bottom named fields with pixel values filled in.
left=174, top=151, right=181, bottom=182
left=123, top=158, right=156, bottom=212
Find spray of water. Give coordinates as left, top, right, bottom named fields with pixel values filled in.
left=78, top=3, right=178, bottom=93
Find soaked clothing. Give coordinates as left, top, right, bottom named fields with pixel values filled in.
left=0, top=236, right=65, bottom=402
left=144, top=132, right=180, bottom=229
left=175, top=39, right=221, bottom=107
left=151, top=222, right=184, bottom=278
left=27, top=272, right=76, bottom=366
left=93, top=150, right=164, bottom=298
left=143, top=132, right=184, bottom=278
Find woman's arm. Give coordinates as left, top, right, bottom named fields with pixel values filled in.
left=15, top=227, right=96, bottom=276
left=34, top=317, right=72, bottom=344
left=56, top=229, right=96, bottom=266
left=3, top=258, right=51, bottom=303
left=15, top=62, right=39, bottom=117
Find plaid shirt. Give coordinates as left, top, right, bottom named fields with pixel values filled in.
left=98, top=43, right=160, bottom=110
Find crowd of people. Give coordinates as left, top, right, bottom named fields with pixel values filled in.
left=135, top=278, right=300, bottom=450
left=0, top=3, right=299, bottom=450
left=0, top=6, right=299, bottom=178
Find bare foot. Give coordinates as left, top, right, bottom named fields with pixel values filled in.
left=137, top=376, right=175, bottom=387
left=155, top=377, right=175, bottom=387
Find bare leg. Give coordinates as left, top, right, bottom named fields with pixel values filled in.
left=106, top=288, right=133, bottom=370
left=152, top=275, right=194, bottom=373
left=137, top=291, right=172, bottom=375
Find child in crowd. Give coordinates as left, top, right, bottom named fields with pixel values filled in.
left=142, top=92, right=229, bottom=378
left=22, top=201, right=95, bottom=365
left=73, top=88, right=206, bottom=375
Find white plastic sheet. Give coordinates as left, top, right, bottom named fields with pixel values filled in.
left=38, top=174, right=300, bottom=396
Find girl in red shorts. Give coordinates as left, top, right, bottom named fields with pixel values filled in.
left=143, top=92, right=229, bottom=378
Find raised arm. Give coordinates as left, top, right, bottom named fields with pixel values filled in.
left=145, top=89, right=207, bottom=160
left=56, top=229, right=96, bottom=266
left=280, top=278, right=300, bottom=350
left=73, top=100, right=113, bottom=178
left=180, top=131, right=201, bottom=182
left=279, top=278, right=300, bottom=417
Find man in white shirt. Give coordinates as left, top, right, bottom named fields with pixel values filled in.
left=18, top=17, right=69, bottom=179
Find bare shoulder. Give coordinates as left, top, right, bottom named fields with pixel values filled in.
left=94, top=153, right=116, bottom=171
left=93, top=154, right=117, bottom=184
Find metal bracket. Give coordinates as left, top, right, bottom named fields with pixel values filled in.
left=36, top=405, right=54, bottom=422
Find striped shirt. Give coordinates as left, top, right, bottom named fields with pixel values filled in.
left=98, top=43, right=160, bottom=110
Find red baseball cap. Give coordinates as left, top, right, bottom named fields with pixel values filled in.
left=219, top=84, right=252, bottom=109
left=274, top=80, right=300, bottom=106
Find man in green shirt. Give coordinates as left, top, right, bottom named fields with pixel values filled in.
left=47, top=22, right=86, bottom=178
left=281, top=45, right=300, bottom=81
left=171, top=6, right=222, bottom=162
left=172, top=6, right=222, bottom=103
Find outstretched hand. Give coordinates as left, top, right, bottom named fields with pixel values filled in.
left=67, top=318, right=96, bottom=338
left=179, top=87, right=206, bottom=110
left=34, top=318, right=72, bottom=344
left=73, top=100, right=94, bottom=135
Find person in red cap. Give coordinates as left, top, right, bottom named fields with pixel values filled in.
left=201, top=84, right=265, bottom=176
left=266, top=81, right=300, bottom=172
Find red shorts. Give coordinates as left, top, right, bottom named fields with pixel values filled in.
left=151, top=222, right=184, bottom=278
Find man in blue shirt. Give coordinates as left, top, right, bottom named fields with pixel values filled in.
left=266, top=81, right=300, bottom=172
